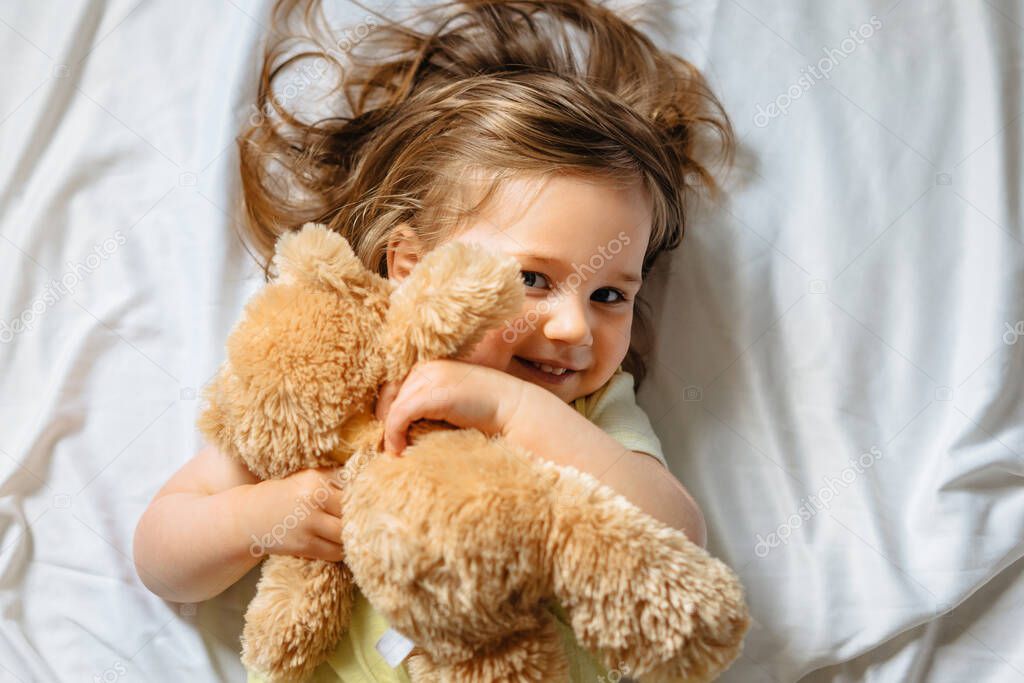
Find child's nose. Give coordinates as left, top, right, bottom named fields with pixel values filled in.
left=541, top=293, right=593, bottom=347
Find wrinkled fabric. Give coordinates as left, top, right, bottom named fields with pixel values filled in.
left=0, top=1, right=1021, bottom=682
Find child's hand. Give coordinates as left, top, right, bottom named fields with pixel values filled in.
left=242, top=467, right=348, bottom=562
left=375, top=359, right=527, bottom=456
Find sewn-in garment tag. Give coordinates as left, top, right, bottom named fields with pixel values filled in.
left=375, top=627, right=415, bottom=667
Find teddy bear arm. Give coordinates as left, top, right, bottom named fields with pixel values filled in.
left=545, top=470, right=750, bottom=681
left=241, top=556, right=357, bottom=683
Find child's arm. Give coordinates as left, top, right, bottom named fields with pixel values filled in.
left=378, top=361, right=708, bottom=546
left=501, top=390, right=707, bottom=546
left=133, top=445, right=348, bottom=603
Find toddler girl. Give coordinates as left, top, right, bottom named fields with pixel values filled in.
left=134, top=0, right=732, bottom=680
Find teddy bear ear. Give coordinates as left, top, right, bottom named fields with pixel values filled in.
left=382, top=241, right=524, bottom=378
left=270, top=223, right=376, bottom=292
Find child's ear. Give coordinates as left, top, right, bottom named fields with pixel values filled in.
left=386, top=224, right=424, bottom=282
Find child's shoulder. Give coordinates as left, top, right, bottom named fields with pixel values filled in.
left=574, top=368, right=667, bottom=467
left=572, top=367, right=630, bottom=418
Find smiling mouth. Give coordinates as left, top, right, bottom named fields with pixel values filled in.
left=514, top=356, right=579, bottom=378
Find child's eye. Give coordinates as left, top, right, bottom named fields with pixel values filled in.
left=521, top=271, right=550, bottom=290
left=592, top=288, right=629, bottom=304
left=521, top=271, right=629, bottom=304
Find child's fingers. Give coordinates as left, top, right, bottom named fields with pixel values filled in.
left=375, top=379, right=400, bottom=421
left=381, top=365, right=449, bottom=455
left=294, top=468, right=345, bottom=516
left=315, top=485, right=344, bottom=518
left=298, top=537, right=344, bottom=563
left=381, top=386, right=413, bottom=455
left=312, top=511, right=345, bottom=544
left=383, top=394, right=423, bottom=456
left=382, top=410, right=408, bottom=456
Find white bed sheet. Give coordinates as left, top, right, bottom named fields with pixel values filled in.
left=0, top=1, right=1021, bottom=682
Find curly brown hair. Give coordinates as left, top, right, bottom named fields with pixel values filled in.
left=237, top=0, right=733, bottom=386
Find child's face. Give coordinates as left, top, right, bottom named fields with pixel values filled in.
left=389, top=173, right=652, bottom=404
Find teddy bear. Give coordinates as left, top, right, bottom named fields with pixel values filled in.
left=198, top=222, right=750, bottom=683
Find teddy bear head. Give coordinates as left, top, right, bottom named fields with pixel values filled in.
left=198, top=223, right=524, bottom=480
